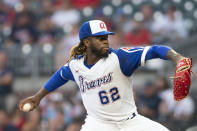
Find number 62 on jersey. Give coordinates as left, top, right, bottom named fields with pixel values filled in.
left=98, top=87, right=120, bottom=105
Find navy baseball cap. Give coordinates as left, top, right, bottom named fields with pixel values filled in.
left=79, top=20, right=115, bottom=40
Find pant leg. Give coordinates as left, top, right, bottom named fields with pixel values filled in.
left=80, top=116, right=119, bottom=131
left=123, top=114, right=170, bottom=131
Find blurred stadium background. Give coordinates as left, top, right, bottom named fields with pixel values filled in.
left=0, top=0, right=197, bottom=131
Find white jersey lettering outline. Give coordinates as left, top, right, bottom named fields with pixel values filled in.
left=79, top=72, right=113, bottom=93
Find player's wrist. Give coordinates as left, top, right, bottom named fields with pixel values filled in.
left=34, top=88, right=50, bottom=101
left=166, top=49, right=183, bottom=64
left=32, top=94, right=42, bottom=101
left=175, top=56, right=186, bottom=64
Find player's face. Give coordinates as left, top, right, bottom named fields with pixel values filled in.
left=88, top=35, right=109, bottom=58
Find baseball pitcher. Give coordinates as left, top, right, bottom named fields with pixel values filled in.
left=19, top=20, right=193, bottom=131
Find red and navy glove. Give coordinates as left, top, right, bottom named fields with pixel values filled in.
left=173, top=58, right=192, bottom=101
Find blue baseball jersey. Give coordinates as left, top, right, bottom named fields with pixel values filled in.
left=44, top=45, right=171, bottom=121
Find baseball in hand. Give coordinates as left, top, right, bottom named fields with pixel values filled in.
left=22, top=103, right=31, bottom=112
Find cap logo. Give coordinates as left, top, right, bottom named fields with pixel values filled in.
left=89, top=20, right=107, bottom=34
left=79, top=20, right=114, bottom=39
left=100, top=22, right=106, bottom=30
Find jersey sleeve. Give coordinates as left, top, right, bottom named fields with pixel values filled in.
left=115, top=45, right=171, bottom=76
left=43, top=63, right=75, bottom=92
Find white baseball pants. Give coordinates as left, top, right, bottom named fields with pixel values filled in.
left=80, top=114, right=170, bottom=131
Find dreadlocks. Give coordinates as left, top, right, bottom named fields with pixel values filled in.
left=66, top=41, right=87, bottom=63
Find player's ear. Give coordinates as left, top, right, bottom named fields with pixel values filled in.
left=83, top=38, right=90, bottom=47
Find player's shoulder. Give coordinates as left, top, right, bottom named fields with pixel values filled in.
left=119, top=47, right=144, bottom=52
left=65, top=55, right=84, bottom=69
left=111, top=46, right=144, bottom=55
left=68, top=55, right=84, bottom=63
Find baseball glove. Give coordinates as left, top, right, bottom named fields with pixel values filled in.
left=173, top=58, right=192, bottom=101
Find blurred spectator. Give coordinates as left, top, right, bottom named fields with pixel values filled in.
left=51, top=0, right=80, bottom=28
left=65, top=118, right=83, bottom=131
left=137, top=81, right=162, bottom=120
left=44, top=92, right=72, bottom=130
left=12, top=108, right=26, bottom=130
left=141, top=4, right=154, bottom=32
left=0, top=109, right=19, bottom=131
left=155, top=76, right=195, bottom=130
left=155, top=76, right=175, bottom=120
left=0, top=2, right=14, bottom=26
left=108, top=30, right=122, bottom=49
left=156, top=76, right=195, bottom=121
left=173, top=97, right=195, bottom=121
left=21, top=110, right=41, bottom=131
left=0, top=2, right=15, bottom=45
left=152, top=4, right=188, bottom=42
left=124, top=19, right=151, bottom=46
left=71, top=0, right=100, bottom=9
left=40, top=90, right=85, bottom=131
left=0, top=51, right=14, bottom=110
left=113, top=11, right=128, bottom=34
left=55, top=24, right=80, bottom=68
left=3, top=0, right=21, bottom=8
left=37, top=15, right=57, bottom=45
left=48, top=108, right=66, bottom=131
left=67, top=88, right=85, bottom=120
left=40, top=0, right=54, bottom=17
left=10, top=11, right=38, bottom=44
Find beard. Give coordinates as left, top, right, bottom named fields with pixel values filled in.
left=90, top=43, right=109, bottom=58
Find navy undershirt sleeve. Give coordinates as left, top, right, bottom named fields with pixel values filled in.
left=43, top=65, right=75, bottom=92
